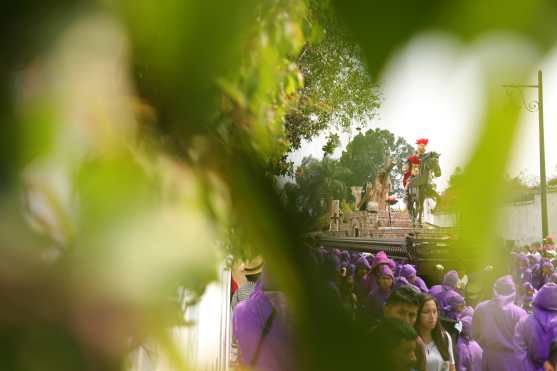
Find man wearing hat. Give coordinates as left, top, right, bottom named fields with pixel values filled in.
left=231, top=256, right=264, bottom=310
left=233, top=270, right=293, bottom=371
left=514, top=283, right=557, bottom=371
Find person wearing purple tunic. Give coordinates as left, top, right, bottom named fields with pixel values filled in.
left=400, top=264, right=429, bottom=293
left=444, top=291, right=465, bottom=321
left=395, top=276, right=412, bottom=290
left=456, top=316, right=483, bottom=371
left=233, top=279, right=293, bottom=371
left=354, top=255, right=372, bottom=303
left=430, top=270, right=460, bottom=315
left=513, top=282, right=557, bottom=371
left=460, top=305, right=474, bottom=320
left=472, top=275, right=527, bottom=371
left=368, top=265, right=394, bottom=318
left=369, top=250, right=396, bottom=292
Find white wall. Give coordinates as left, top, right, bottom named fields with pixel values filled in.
left=130, top=266, right=231, bottom=371
left=429, top=190, right=557, bottom=244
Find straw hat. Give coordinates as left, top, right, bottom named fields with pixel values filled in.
left=241, top=256, right=264, bottom=275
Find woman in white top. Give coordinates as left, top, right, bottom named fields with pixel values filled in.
left=415, top=294, right=456, bottom=371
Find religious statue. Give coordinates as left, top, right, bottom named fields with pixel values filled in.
left=403, top=138, right=442, bottom=226
left=357, top=152, right=396, bottom=212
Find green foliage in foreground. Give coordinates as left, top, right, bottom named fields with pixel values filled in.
left=1, top=0, right=557, bottom=369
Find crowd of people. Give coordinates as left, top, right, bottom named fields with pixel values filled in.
left=229, top=238, right=557, bottom=371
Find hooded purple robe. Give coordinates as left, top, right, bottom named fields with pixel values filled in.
left=367, top=265, right=394, bottom=317
left=457, top=315, right=483, bottom=371
left=400, top=264, right=429, bottom=293
left=368, top=251, right=395, bottom=292
left=233, top=281, right=293, bottom=371
left=471, top=275, right=527, bottom=371
left=514, top=283, right=557, bottom=371
left=444, top=291, right=465, bottom=321
left=354, top=255, right=372, bottom=303
left=430, top=271, right=460, bottom=314
left=460, top=305, right=475, bottom=320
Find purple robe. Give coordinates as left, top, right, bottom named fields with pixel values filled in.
left=368, top=252, right=392, bottom=292
left=443, top=270, right=460, bottom=290
left=400, top=264, right=429, bottom=293
left=457, top=316, right=483, bottom=371
left=457, top=336, right=483, bottom=371
left=367, top=265, right=394, bottom=318
left=431, top=271, right=460, bottom=311
left=354, top=255, right=372, bottom=302
left=368, top=288, right=391, bottom=317
left=444, top=291, right=465, bottom=321
left=233, top=281, right=293, bottom=371
left=472, top=275, right=527, bottom=371
left=513, top=283, right=557, bottom=371
left=431, top=285, right=458, bottom=314
left=429, top=284, right=444, bottom=297
left=354, top=274, right=372, bottom=304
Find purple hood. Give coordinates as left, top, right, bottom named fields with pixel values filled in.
left=442, top=270, right=459, bottom=290
left=400, top=264, right=417, bottom=279
left=492, top=275, right=516, bottom=306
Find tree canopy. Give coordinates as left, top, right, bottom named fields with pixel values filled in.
left=283, top=128, right=414, bottom=228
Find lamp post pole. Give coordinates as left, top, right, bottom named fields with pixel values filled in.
left=502, top=69, right=548, bottom=240
left=537, top=70, right=548, bottom=240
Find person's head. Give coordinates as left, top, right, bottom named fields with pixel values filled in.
left=400, top=264, right=417, bottom=283
left=377, top=265, right=394, bottom=292
left=384, top=286, right=421, bottom=326
left=493, top=275, right=516, bottom=304
left=241, top=256, right=264, bottom=283
left=339, top=265, right=348, bottom=278
left=417, top=295, right=439, bottom=332
left=442, top=270, right=459, bottom=290
left=371, top=318, right=418, bottom=371
left=416, top=138, right=428, bottom=155
left=355, top=255, right=370, bottom=278
left=415, top=295, right=450, bottom=361
left=447, top=292, right=465, bottom=313
left=534, top=283, right=557, bottom=312
left=524, top=282, right=535, bottom=297
left=542, top=261, right=554, bottom=276
left=544, top=340, right=557, bottom=371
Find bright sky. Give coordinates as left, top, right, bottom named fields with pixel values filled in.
left=291, top=32, right=557, bottom=191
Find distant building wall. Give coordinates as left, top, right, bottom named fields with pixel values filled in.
left=428, top=189, right=557, bottom=245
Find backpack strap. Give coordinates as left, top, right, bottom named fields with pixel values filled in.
left=249, top=306, right=277, bottom=367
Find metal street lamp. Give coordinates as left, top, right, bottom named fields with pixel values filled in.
left=502, top=70, right=548, bottom=240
